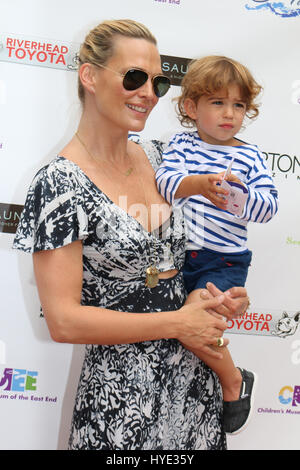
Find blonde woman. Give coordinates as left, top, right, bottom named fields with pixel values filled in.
left=14, top=21, right=249, bottom=450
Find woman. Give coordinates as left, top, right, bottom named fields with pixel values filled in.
left=13, top=19, right=249, bottom=450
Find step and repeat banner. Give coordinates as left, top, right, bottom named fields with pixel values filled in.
left=0, top=0, right=299, bottom=450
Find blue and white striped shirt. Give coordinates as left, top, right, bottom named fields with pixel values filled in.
left=156, top=131, right=279, bottom=253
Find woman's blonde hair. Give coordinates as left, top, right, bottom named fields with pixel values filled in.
left=176, top=55, right=262, bottom=127
left=77, top=19, right=157, bottom=103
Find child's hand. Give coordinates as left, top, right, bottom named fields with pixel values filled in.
left=199, top=174, right=228, bottom=209
left=219, top=171, right=245, bottom=187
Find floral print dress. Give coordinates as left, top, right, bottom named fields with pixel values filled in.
left=13, top=140, right=226, bottom=450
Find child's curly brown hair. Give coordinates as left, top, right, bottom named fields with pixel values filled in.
left=176, top=55, right=262, bottom=128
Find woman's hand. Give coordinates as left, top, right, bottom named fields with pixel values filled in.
left=176, top=296, right=229, bottom=360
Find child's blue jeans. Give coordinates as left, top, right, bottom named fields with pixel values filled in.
left=183, top=248, right=252, bottom=293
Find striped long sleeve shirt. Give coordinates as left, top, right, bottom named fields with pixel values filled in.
left=156, top=131, right=279, bottom=253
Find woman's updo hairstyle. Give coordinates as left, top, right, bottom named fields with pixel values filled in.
left=77, top=19, right=157, bottom=103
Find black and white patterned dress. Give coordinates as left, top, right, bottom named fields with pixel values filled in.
left=13, top=140, right=226, bottom=450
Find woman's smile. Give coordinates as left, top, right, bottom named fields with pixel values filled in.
left=126, top=103, right=148, bottom=113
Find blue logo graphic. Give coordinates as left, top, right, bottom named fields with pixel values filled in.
left=245, top=1, right=300, bottom=17
left=279, top=385, right=300, bottom=405
left=0, top=368, right=38, bottom=391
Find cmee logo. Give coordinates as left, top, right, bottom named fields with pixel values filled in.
left=245, top=1, right=300, bottom=17
left=0, top=367, right=38, bottom=392
left=279, top=385, right=300, bottom=405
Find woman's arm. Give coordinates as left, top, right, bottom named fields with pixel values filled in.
left=33, top=240, right=228, bottom=358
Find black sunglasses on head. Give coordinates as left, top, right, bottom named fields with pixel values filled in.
left=98, top=64, right=171, bottom=98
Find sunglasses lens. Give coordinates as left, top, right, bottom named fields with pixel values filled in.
left=153, top=76, right=171, bottom=97
left=123, top=69, right=171, bottom=98
left=123, top=69, right=148, bottom=90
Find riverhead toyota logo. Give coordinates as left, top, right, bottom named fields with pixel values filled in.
left=0, top=33, right=79, bottom=71
left=245, top=0, right=300, bottom=17
left=227, top=308, right=300, bottom=337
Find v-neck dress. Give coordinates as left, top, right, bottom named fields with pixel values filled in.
left=12, top=140, right=225, bottom=450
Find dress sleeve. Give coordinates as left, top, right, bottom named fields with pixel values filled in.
left=133, top=139, right=167, bottom=171
left=12, top=160, right=89, bottom=253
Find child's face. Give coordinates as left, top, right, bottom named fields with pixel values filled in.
left=184, top=84, right=247, bottom=146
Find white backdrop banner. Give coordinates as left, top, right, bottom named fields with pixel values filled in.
left=0, top=0, right=299, bottom=451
